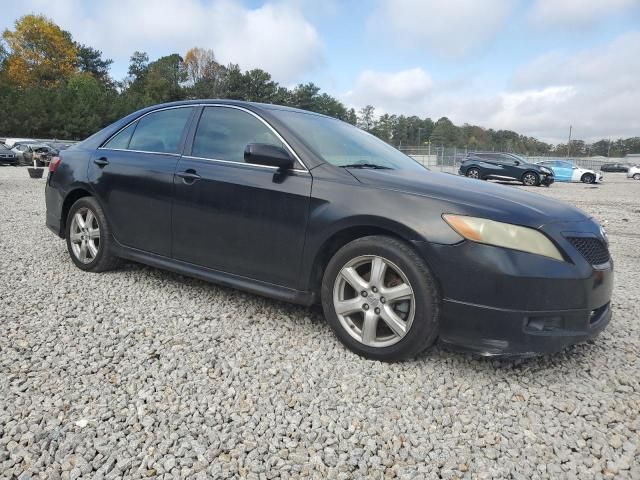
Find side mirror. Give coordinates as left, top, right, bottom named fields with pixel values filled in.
left=514, top=160, right=520, bottom=165
left=244, top=143, right=294, bottom=170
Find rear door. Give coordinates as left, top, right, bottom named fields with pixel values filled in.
left=171, top=105, right=312, bottom=288
left=89, top=106, right=196, bottom=257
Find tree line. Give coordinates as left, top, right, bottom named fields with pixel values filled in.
left=1, top=14, right=638, bottom=158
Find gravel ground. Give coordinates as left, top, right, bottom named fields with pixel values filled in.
left=1, top=166, right=639, bottom=479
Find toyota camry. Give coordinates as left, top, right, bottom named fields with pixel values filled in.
left=45, top=100, right=613, bottom=360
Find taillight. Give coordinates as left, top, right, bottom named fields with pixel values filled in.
left=49, top=156, right=61, bottom=173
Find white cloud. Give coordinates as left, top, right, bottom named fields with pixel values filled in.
left=368, top=0, right=513, bottom=57
left=6, top=0, right=324, bottom=83
left=346, top=69, right=433, bottom=109
left=345, top=32, right=640, bottom=143
left=529, top=0, right=639, bottom=27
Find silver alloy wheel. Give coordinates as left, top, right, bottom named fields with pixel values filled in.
left=467, top=168, right=480, bottom=179
left=333, top=255, right=415, bottom=348
left=634, top=173, right=640, bottom=180
left=582, top=174, right=594, bottom=184
left=523, top=173, right=537, bottom=186
left=69, top=207, right=100, bottom=264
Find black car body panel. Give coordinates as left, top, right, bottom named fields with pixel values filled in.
left=600, top=163, right=629, bottom=172
left=45, top=100, right=613, bottom=356
left=459, top=152, right=554, bottom=185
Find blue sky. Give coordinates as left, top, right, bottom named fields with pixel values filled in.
left=2, top=0, right=640, bottom=143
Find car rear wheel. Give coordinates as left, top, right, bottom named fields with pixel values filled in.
left=466, top=167, right=481, bottom=180
left=581, top=173, right=595, bottom=184
left=633, top=173, right=640, bottom=180
left=321, top=235, right=440, bottom=361
left=522, top=171, right=540, bottom=186
left=66, top=197, right=121, bottom=272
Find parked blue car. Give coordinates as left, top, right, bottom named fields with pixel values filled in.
left=536, top=160, right=602, bottom=184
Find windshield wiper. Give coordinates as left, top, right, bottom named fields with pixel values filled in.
left=340, top=163, right=392, bottom=170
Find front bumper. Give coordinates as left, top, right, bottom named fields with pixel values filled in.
left=540, top=174, right=554, bottom=186
left=413, top=221, right=613, bottom=356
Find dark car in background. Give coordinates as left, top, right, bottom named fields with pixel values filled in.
left=45, top=100, right=612, bottom=360
left=459, top=152, right=554, bottom=186
left=600, top=163, right=630, bottom=173
left=0, top=143, right=18, bottom=165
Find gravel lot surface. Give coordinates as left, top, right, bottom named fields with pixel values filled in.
left=1, top=166, right=639, bottom=479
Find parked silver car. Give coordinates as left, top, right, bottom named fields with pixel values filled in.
left=0, top=144, right=18, bottom=166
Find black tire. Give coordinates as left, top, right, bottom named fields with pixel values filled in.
left=581, top=173, right=595, bottom=184
left=321, top=235, right=440, bottom=361
left=633, top=173, right=640, bottom=180
left=66, top=197, right=121, bottom=272
left=466, top=167, right=481, bottom=180
left=521, top=171, right=540, bottom=186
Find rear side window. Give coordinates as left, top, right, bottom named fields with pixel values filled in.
left=104, top=122, right=137, bottom=150
left=128, top=107, right=193, bottom=154
left=191, top=107, right=285, bottom=163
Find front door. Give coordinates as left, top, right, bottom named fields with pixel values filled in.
left=89, top=106, right=195, bottom=257
left=171, top=106, right=312, bottom=288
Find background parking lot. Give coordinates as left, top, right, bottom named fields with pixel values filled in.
left=1, top=167, right=638, bottom=479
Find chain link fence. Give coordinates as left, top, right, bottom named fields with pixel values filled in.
left=399, top=146, right=616, bottom=174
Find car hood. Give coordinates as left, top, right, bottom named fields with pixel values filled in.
left=349, top=168, right=589, bottom=227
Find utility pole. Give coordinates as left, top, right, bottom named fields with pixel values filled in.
left=566, top=125, right=572, bottom=158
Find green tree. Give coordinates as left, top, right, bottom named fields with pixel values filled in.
left=75, top=43, right=112, bottom=84
left=357, top=105, right=375, bottom=132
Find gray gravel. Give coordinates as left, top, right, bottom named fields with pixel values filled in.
left=1, top=166, right=639, bottom=479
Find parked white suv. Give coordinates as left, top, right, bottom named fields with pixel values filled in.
left=627, top=165, right=640, bottom=180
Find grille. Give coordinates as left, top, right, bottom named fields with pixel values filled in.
left=567, top=237, right=610, bottom=265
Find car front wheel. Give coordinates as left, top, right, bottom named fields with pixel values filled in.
left=633, top=173, right=640, bottom=180
left=321, top=236, right=440, bottom=361
left=522, top=171, right=540, bottom=186
left=581, top=173, right=595, bottom=184
left=66, top=197, right=121, bottom=272
left=466, top=167, right=481, bottom=179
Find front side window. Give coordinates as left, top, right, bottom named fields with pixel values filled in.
left=128, top=107, right=193, bottom=154
left=191, top=107, right=286, bottom=163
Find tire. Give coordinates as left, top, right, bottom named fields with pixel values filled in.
left=522, top=171, right=540, bottom=186
left=581, top=173, right=595, bottom=184
left=321, top=235, right=440, bottom=361
left=633, top=173, right=640, bottom=180
left=65, top=197, right=121, bottom=272
left=466, top=167, right=481, bottom=180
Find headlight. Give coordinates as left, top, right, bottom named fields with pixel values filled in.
left=443, top=214, right=564, bottom=261
left=539, top=167, right=552, bottom=174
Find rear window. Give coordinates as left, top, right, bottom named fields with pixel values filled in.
left=129, top=108, right=193, bottom=154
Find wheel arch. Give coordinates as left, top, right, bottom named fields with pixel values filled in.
left=60, top=186, right=95, bottom=238
left=306, top=222, right=425, bottom=300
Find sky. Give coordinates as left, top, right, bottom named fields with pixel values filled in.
left=2, top=0, right=640, bottom=143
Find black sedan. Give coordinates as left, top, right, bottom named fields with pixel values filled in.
left=459, top=152, right=554, bottom=186
left=45, top=101, right=612, bottom=360
left=600, top=163, right=630, bottom=173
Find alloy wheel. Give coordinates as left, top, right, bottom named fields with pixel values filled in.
left=69, top=207, right=100, bottom=264
left=333, top=255, right=415, bottom=348
left=523, top=173, right=538, bottom=186
left=467, top=168, right=480, bottom=179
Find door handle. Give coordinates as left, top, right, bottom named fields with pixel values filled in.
left=176, top=170, right=201, bottom=184
left=93, top=157, right=109, bottom=167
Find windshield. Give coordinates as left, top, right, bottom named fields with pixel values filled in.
left=270, top=109, right=426, bottom=171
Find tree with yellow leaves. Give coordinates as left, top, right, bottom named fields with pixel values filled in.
left=3, top=14, right=78, bottom=87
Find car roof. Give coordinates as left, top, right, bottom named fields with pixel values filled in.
left=145, top=99, right=333, bottom=119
